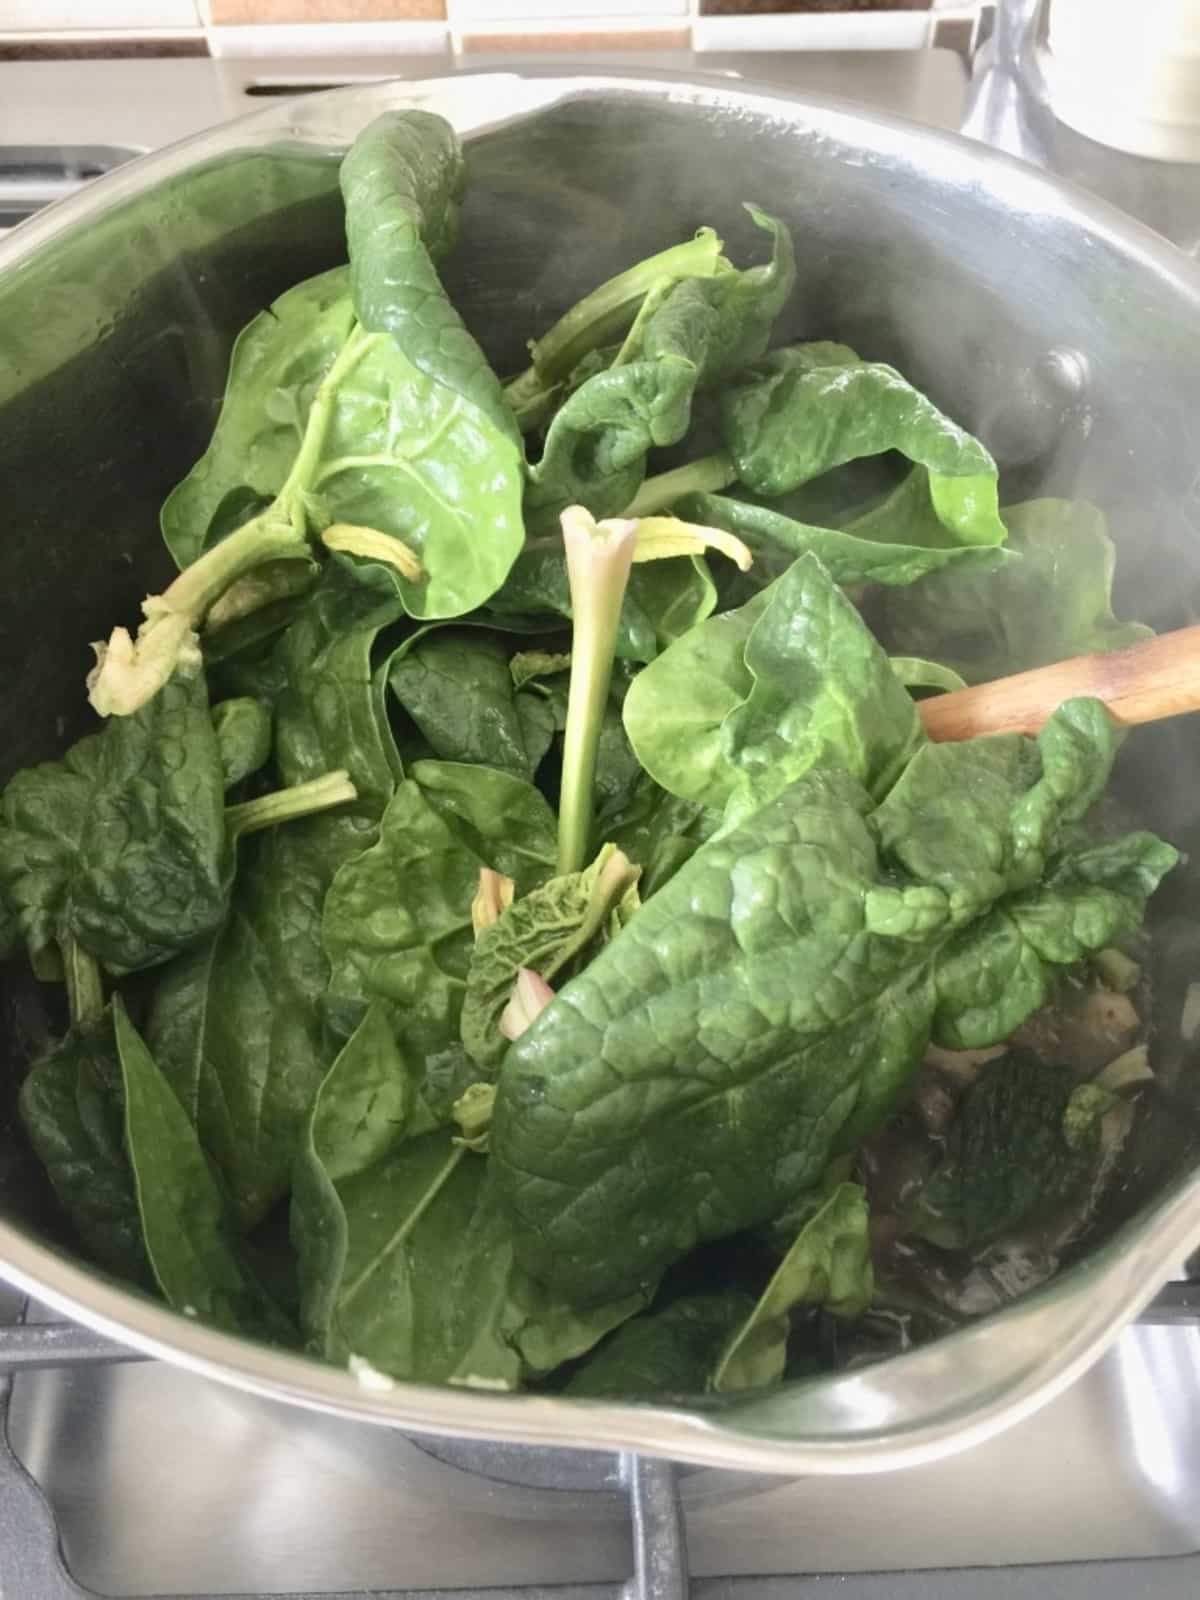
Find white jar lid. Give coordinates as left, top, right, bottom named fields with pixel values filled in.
left=1042, top=0, right=1200, bottom=163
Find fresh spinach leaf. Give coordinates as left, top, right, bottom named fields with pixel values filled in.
left=292, top=1007, right=643, bottom=1384
left=461, top=845, right=641, bottom=1072
left=322, top=778, right=484, bottom=1071
left=525, top=209, right=793, bottom=531
left=115, top=996, right=288, bottom=1340
left=18, top=1008, right=148, bottom=1283
left=340, top=110, right=516, bottom=443
left=146, top=581, right=403, bottom=1226
left=409, top=760, right=558, bottom=891
left=491, top=706, right=1175, bottom=1303
left=881, top=498, right=1154, bottom=684
left=600, top=774, right=717, bottom=898
left=566, top=1294, right=755, bottom=1399
left=161, top=269, right=355, bottom=571
left=388, top=631, right=556, bottom=781
left=503, top=227, right=725, bottom=416
left=673, top=492, right=1006, bottom=588
left=623, top=554, right=923, bottom=814
left=0, top=667, right=228, bottom=975
left=163, top=265, right=524, bottom=624
left=890, top=657, right=968, bottom=694
left=212, top=697, right=272, bottom=789
left=720, top=344, right=1007, bottom=546
left=712, top=1182, right=871, bottom=1393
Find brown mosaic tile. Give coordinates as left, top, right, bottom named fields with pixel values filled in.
left=699, top=1, right=931, bottom=14
left=460, top=27, right=691, bottom=54
left=0, top=36, right=210, bottom=59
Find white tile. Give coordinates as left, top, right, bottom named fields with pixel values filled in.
left=456, top=15, right=688, bottom=43
left=0, top=0, right=199, bottom=25
left=450, top=0, right=686, bottom=17
left=694, top=12, right=933, bottom=54
left=207, top=20, right=449, bottom=57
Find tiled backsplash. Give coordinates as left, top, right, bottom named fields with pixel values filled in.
left=0, top=0, right=982, bottom=56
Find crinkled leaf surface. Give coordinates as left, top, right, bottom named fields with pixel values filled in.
left=212, top=697, right=273, bottom=789
left=461, top=846, right=639, bottom=1073
left=388, top=631, right=555, bottom=781
left=0, top=669, right=228, bottom=975
left=675, top=491, right=1006, bottom=588
left=146, top=582, right=401, bottom=1227
left=19, top=1008, right=148, bottom=1283
left=340, top=110, right=517, bottom=443
left=492, top=704, right=1175, bottom=1303
left=525, top=209, right=793, bottom=531
left=721, top=343, right=1006, bottom=546
left=623, top=554, right=923, bottom=814
left=292, top=1006, right=642, bottom=1384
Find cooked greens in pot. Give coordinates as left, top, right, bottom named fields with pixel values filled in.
left=0, top=109, right=1181, bottom=1400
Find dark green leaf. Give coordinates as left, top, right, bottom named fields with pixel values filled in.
left=18, top=1008, right=148, bottom=1283
left=340, top=110, right=517, bottom=444
left=674, top=491, right=1007, bottom=588
left=322, top=779, right=483, bottom=1069
left=622, top=554, right=923, bottom=815
left=600, top=773, right=717, bottom=898
left=115, top=996, right=287, bottom=1340
left=388, top=631, right=555, bottom=780
left=908, top=1050, right=1119, bottom=1249
left=712, top=1183, right=872, bottom=1392
left=212, top=697, right=273, bottom=789
left=720, top=343, right=1006, bottom=546
left=566, top=1294, right=754, bottom=1399
left=292, top=1009, right=641, bottom=1384
left=161, top=269, right=354, bottom=570
left=525, top=209, right=793, bottom=531
left=164, top=262, right=525, bottom=622
left=881, top=498, right=1154, bottom=684
left=491, top=706, right=1175, bottom=1303
left=0, top=669, right=228, bottom=975
left=146, top=581, right=402, bottom=1226
left=409, top=760, right=558, bottom=891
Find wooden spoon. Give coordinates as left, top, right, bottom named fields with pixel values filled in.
left=917, top=625, right=1200, bottom=742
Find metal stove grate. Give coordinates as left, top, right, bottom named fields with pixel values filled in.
left=2, top=1283, right=1199, bottom=1600
left=0, top=1296, right=689, bottom=1600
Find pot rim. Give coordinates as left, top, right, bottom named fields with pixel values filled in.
left=3, top=67, right=1200, bottom=1474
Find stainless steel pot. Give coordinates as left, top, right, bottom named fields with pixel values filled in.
left=3, top=70, right=1200, bottom=1475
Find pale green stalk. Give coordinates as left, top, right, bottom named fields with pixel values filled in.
left=556, top=508, right=638, bottom=874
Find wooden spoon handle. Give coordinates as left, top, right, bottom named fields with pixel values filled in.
left=917, top=624, right=1200, bottom=743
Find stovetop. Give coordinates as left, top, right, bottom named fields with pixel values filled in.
left=3, top=1286, right=1200, bottom=1599
left=3, top=37, right=1200, bottom=1600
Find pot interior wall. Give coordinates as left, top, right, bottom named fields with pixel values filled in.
left=2, top=88, right=1199, bottom=1304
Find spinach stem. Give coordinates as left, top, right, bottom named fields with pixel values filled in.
left=62, top=937, right=103, bottom=1027
left=557, top=509, right=638, bottom=875
left=504, top=230, right=723, bottom=398
left=162, top=519, right=310, bottom=622
left=281, top=325, right=380, bottom=500
left=623, top=452, right=737, bottom=517
left=225, top=769, right=358, bottom=840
